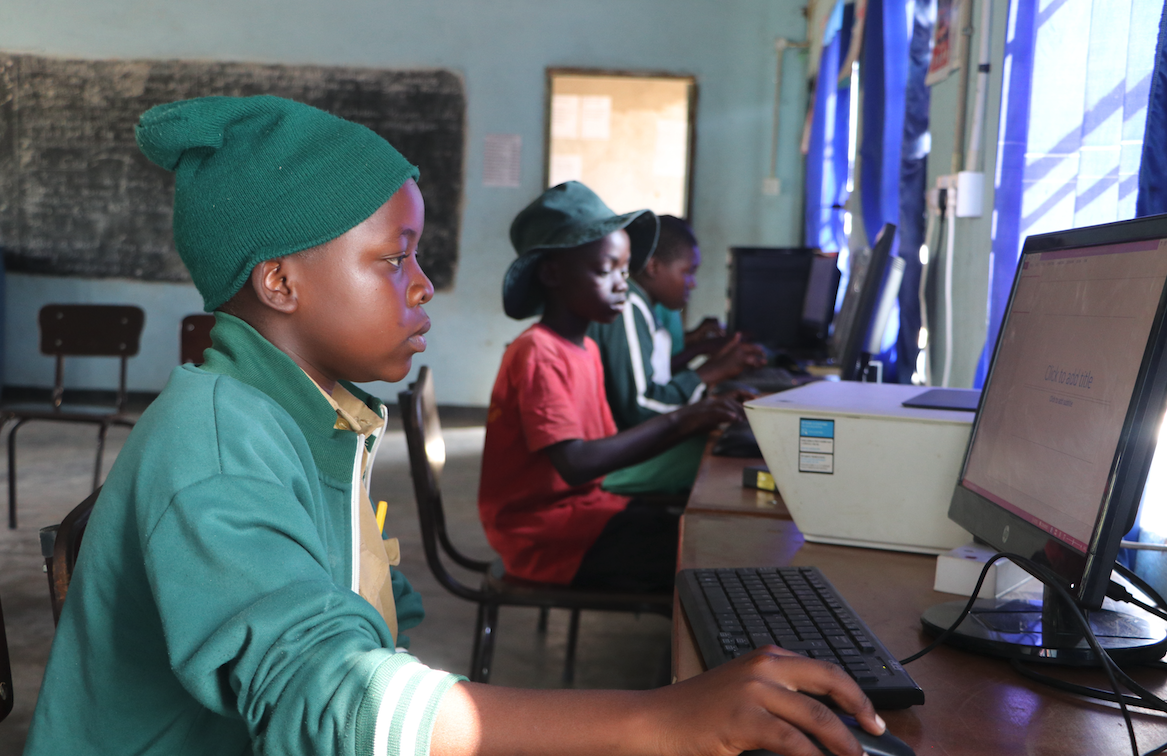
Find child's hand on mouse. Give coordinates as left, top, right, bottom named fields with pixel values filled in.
left=644, top=647, right=885, bottom=756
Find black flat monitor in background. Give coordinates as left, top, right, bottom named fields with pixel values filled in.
left=726, top=247, right=814, bottom=351
left=830, top=223, right=896, bottom=380
left=923, top=214, right=1167, bottom=665
left=800, top=252, right=843, bottom=349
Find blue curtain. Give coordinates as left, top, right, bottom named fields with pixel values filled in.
left=896, top=0, right=936, bottom=383
left=976, top=0, right=1159, bottom=387
left=1130, top=0, right=1167, bottom=581
left=805, top=1, right=854, bottom=255
left=1136, top=0, right=1167, bottom=216
left=860, top=0, right=909, bottom=378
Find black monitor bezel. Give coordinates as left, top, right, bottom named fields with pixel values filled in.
left=948, top=214, right=1167, bottom=610
left=837, top=223, right=896, bottom=380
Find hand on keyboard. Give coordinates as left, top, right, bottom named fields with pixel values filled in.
left=646, top=646, right=885, bottom=756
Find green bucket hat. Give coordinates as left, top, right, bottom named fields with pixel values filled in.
left=503, top=181, right=659, bottom=319
left=135, top=95, right=419, bottom=312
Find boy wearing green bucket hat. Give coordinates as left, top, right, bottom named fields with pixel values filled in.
left=26, top=99, right=883, bottom=756
left=479, top=181, right=747, bottom=591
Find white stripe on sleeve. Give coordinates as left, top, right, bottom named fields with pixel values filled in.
left=373, top=662, right=424, bottom=756
left=625, top=294, right=683, bottom=414
left=397, top=669, right=451, bottom=756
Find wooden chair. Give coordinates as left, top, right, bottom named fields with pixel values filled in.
left=180, top=314, right=216, bottom=365
left=1, top=304, right=144, bottom=528
left=38, top=486, right=100, bottom=625
left=398, top=366, right=672, bottom=684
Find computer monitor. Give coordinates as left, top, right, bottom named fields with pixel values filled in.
left=923, top=214, right=1167, bottom=665
left=799, top=252, right=843, bottom=349
left=727, top=247, right=814, bottom=351
left=830, top=223, right=896, bottom=380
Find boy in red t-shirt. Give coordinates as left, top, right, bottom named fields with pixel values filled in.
left=478, top=182, right=744, bottom=591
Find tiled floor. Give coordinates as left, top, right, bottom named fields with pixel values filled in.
left=0, top=411, right=671, bottom=754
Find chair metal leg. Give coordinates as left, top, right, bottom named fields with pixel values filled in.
left=7, top=419, right=30, bottom=530
left=563, top=609, right=581, bottom=686
left=469, top=602, right=487, bottom=681
left=93, top=422, right=111, bottom=491
left=537, top=606, right=550, bottom=633
left=472, top=603, right=499, bottom=684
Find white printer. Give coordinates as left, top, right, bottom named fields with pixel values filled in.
left=744, top=381, right=974, bottom=554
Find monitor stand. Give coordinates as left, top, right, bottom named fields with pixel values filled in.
left=921, top=582, right=1167, bottom=666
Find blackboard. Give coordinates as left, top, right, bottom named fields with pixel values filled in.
left=0, top=54, right=465, bottom=290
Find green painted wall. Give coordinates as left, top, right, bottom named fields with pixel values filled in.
left=1, top=0, right=811, bottom=404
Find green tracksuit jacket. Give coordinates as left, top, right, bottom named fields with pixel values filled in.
left=587, top=281, right=707, bottom=494
left=24, top=313, right=461, bottom=756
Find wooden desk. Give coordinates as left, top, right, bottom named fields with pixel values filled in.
left=685, top=437, right=788, bottom=519
left=676, top=455, right=1167, bottom=755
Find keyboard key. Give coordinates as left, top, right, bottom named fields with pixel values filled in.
left=749, top=632, right=776, bottom=647
left=827, top=635, right=855, bottom=650
left=782, top=639, right=828, bottom=651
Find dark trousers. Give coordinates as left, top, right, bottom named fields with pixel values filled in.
left=570, top=499, right=680, bottom=592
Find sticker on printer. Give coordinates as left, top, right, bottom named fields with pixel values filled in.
left=798, top=418, right=834, bottom=474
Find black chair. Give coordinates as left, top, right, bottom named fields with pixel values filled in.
left=2, top=304, right=144, bottom=528
left=39, top=486, right=100, bottom=626
left=180, top=313, right=216, bottom=365
left=398, top=366, right=672, bottom=684
left=0, top=591, right=13, bottom=722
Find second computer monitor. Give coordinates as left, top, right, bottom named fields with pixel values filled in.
left=727, top=247, right=840, bottom=356
left=830, top=223, right=896, bottom=380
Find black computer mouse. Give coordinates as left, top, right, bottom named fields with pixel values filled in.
left=744, top=714, right=915, bottom=756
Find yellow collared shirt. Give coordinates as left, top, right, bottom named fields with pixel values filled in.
left=305, top=373, right=401, bottom=641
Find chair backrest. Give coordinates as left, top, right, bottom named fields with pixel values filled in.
left=38, top=304, right=145, bottom=410
left=40, top=486, right=100, bottom=625
left=398, top=367, right=490, bottom=602
left=180, top=314, right=216, bottom=365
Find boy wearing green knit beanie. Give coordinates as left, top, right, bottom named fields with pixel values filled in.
left=25, top=95, right=883, bottom=756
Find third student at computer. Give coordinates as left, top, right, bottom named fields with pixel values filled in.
left=587, top=214, right=766, bottom=496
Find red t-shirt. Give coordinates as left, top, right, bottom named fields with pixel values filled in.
left=478, top=324, right=630, bottom=584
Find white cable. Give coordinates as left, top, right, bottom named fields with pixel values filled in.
left=965, top=0, right=993, bottom=172
left=942, top=196, right=956, bottom=388
left=918, top=209, right=937, bottom=386
left=1120, top=540, right=1167, bottom=552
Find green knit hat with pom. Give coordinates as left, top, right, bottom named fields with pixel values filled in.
left=136, top=95, right=419, bottom=311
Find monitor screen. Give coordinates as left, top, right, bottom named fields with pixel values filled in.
left=950, top=216, right=1167, bottom=608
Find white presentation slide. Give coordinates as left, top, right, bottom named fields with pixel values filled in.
left=962, top=239, right=1167, bottom=551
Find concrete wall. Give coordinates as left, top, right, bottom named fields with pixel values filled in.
left=1, top=0, right=812, bottom=405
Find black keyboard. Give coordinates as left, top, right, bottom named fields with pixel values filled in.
left=677, top=566, right=924, bottom=709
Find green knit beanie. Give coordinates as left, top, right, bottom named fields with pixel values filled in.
left=136, top=95, right=420, bottom=311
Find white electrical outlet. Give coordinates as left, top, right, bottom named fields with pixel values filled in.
left=762, top=177, right=781, bottom=196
